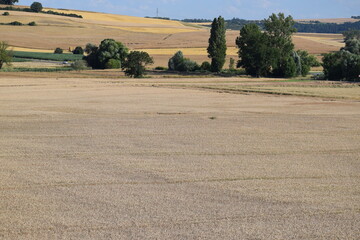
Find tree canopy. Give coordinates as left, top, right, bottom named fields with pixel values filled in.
left=84, top=39, right=129, bottom=69
left=0, top=0, right=18, bottom=5
left=30, top=2, right=43, bottom=12
left=207, top=16, right=227, bottom=72
left=168, top=51, right=199, bottom=72
left=0, top=41, right=12, bottom=69
left=123, top=51, right=154, bottom=78
left=323, top=30, right=360, bottom=81
left=236, top=13, right=318, bottom=78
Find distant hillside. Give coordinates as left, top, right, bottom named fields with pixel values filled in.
left=188, top=17, right=360, bottom=34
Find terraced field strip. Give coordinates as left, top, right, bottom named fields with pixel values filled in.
left=138, top=47, right=238, bottom=56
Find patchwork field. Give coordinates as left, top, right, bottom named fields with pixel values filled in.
left=0, top=77, right=359, bottom=239
left=0, top=6, right=345, bottom=66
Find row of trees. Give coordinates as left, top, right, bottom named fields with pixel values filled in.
left=83, top=39, right=153, bottom=77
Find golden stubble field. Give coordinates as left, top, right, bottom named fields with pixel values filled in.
left=0, top=6, right=345, bottom=66
left=0, top=77, right=359, bottom=239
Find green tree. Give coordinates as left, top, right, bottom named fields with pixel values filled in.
left=296, top=50, right=320, bottom=77
left=0, top=41, right=12, bottom=69
left=168, top=51, right=199, bottom=72
left=0, top=0, right=18, bottom=5
left=105, top=59, right=121, bottom=69
left=200, top=61, right=211, bottom=71
left=207, top=16, right=227, bottom=72
left=343, top=30, right=360, bottom=42
left=236, top=23, right=273, bottom=77
left=323, top=50, right=360, bottom=81
left=72, top=46, right=84, bottom=55
left=30, top=2, right=43, bottom=12
left=54, top=48, right=63, bottom=54
left=264, top=13, right=296, bottom=77
left=236, top=13, right=315, bottom=78
left=168, top=51, right=184, bottom=70
left=84, top=39, right=128, bottom=69
left=123, top=51, right=154, bottom=78
left=323, top=31, right=360, bottom=81
left=342, top=30, right=360, bottom=55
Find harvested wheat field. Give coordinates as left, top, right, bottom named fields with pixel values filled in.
left=0, top=77, right=359, bottom=239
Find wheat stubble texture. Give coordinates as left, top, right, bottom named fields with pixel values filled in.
left=0, top=78, right=359, bottom=239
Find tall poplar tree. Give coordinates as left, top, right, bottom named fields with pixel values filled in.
left=207, top=16, right=227, bottom=72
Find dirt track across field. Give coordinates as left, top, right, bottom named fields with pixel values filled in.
left=0, top=78, right=359, bottom=239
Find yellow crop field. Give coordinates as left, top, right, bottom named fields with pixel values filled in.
left=139, top=47, right=238, bottom=56
left=295, top=34, right=344, bottom=48
left=42, top=8, right=184, bottom=27
left=9, top=47, right=54, bottom=53
left=110, top=26, right=200, bottom=34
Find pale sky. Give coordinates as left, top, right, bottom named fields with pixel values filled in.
left=19, top=0, right=360, bottom=20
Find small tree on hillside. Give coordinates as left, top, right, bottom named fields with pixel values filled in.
left=72, top=46, right=84, bottom=55
left=0, top=41, right=12, bottom=69
left=123, top=51, right=154, bottom=78
left=207, top=16, right=227, bottom=72
left=168, top=51, right=199, bottom=72
left=30, top=2, right=43, bottom=12
left=0, top=0, right=18, bottom=5
left=84, top=39, right=128, bottom=69
left=54, top=47, right=63, bottom=54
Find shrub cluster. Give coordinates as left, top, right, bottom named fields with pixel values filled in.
left=84, top=39, right=128, bottom=69
left=54, top=48, right=63, bottom=54
left=168, top=51, right=199, bottom=72
left=72, top=46, right=84, bottom=55
left=0, top=21, right=37, bottom=26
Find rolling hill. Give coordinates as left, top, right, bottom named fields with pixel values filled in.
left=0, top=4, right=344, bottom=66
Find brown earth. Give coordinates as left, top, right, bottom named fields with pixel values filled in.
left=0, top=77, right=359, bottom=239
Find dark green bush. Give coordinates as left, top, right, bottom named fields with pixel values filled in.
left=54, top=48, right=63, bottom=54
left=28, top=21, right=36, bottom=26
left=30, top=2, right=43, bottom=12
left=9, top=21, right=23, bottom=25
left=155, top=66, right=167, bottom=70
left=177, top=59, right=199, bottom=72
left=200, top=61, right=211, bottom=71
left=168, top=51, right=199, bottom=72
left=72, top=46, right=84, bottom=55
left=2, top=12, right=9, bottom=16
left=105, top=59, right=121, bottom=69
